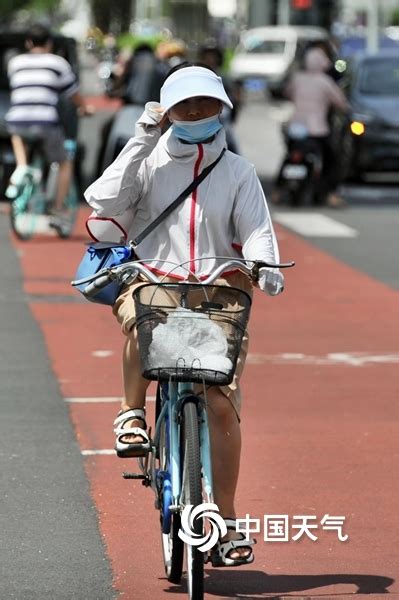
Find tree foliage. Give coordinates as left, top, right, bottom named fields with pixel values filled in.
left=2, top=0, right=31, bottom=16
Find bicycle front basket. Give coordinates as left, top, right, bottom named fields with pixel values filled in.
left=133, top=283, right=252, bottom=386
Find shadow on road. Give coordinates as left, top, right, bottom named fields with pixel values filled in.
left=165, top=571, right=394, bottom=598
left=204, top=571, right=394, bottom=597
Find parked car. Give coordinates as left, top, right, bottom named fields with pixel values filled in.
left=331, top=49, right=399, bottom=181
left=0, top=31, right=84, bottom=197
left=229, top=25, right=328, bottom=97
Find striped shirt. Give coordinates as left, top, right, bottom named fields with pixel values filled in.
left=5, top=52, right=79, bottom=127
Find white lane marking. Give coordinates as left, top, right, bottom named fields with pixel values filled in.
left=273, top=212, right=358, bottom=238
left=65, top=395, right=156, bottom=403
left=247, top=352, right=399, bottom=367
left=81, top=449, right=115, bottom=456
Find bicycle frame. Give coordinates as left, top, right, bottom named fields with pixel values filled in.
left=145, top=379, right=213, bottom=526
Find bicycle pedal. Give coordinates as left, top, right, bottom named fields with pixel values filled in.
left=122, top=472, right=146, bottom=479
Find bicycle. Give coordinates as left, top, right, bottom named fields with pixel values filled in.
left=6, top=135, right=79, bottom=241
left=72, top=256, right=294, bottom=600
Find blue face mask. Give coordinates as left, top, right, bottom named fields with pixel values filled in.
left=171, top=114, right=223, bottom=143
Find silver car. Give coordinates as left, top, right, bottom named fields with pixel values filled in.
left=229, top=25, right=328, bottom=97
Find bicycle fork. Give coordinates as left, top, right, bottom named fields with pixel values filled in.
left=123, top=382, right=214, bottom=516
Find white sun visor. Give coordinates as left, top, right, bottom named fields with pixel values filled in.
left=160, top=66, right=233, bottom=111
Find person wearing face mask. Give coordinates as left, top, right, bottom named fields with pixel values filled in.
left=84, top=62, right=284, bottom=567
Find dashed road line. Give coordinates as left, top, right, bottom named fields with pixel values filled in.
left=65, top=396, right=156, bottom=403
left=247, top=352, right=399, bottom=366
left=273, top=212, right=358, bottom=238
left=81, top=449, right=115, bottom=456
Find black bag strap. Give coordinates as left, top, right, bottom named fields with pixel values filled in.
left=131, top=148, right=226, bottom=248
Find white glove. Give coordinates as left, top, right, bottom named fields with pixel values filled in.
left=145, top=101, right=165, bottom=125
left=258, top=268, right=285, bottom=296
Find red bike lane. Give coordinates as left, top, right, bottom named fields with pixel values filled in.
left=12, top=208, right=399, bottom=599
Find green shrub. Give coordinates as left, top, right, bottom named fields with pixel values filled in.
left=116, top=33, right=167, bottom=51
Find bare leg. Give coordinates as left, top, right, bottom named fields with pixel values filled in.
left=207, top=388, right=250, bottom=559
left=207, top=388, right=241, bottom=516
left=54, top=159, right=73, bottom=210
left=11, top=135, right=28, bottom=166
left=119, top=329, right=150, bottom=442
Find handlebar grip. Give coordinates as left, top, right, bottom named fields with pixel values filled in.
left=256, top=261, right=295, bottom=269
left=252, top=260, right=295, bottom=282
left=83, top=274, right=111, bottom=297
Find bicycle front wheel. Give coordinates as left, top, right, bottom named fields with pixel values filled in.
left=157, top=386, right=184, bottom=584
left=9, top=176, right=40, bottom=240
left=181, top=400, right=204, bottom=600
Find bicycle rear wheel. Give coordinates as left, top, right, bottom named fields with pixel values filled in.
left=181, top=399, right=204, bottom=600
left=9, top=176, right=41, bottom=241
left=157, top=385, right=184, bottom=583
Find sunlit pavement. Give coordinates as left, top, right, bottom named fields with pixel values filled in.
left=1, top=207, right=397, bottom=598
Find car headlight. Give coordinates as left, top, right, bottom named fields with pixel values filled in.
left=350, top=121, right=366, bottom=135
left=349, top=112, right=377, bottom=136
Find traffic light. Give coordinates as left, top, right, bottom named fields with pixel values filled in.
left=292, top=0, right=312, bottom=9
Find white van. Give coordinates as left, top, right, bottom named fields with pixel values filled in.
left=229, top=25, right=328, bottom=96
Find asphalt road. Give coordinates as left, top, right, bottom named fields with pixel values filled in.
left=0, top=213, right=114, bottom=599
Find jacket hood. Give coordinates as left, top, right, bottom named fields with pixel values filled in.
left=304, top=47, right=332, bottom=73
left=162, top=126, right=227, bottom=166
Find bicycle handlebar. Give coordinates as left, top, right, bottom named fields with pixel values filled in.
left=71, top=258, right=295, bottom=299
left=82, top=274, right=115, bottom=296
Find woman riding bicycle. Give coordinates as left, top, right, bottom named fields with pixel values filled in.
left=84, top=62, right=284, bottom=566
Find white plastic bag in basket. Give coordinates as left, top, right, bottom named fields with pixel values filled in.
left=148, top=307, right=233, bottom=374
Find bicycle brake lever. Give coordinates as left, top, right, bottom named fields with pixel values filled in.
left=252, top=260, right=295, bottom=282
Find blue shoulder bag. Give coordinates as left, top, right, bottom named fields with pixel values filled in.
left=74, top=242, right=132, bottom=305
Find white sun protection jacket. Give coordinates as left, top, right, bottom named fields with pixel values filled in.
left=84, top=106, right=280, bottom=280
